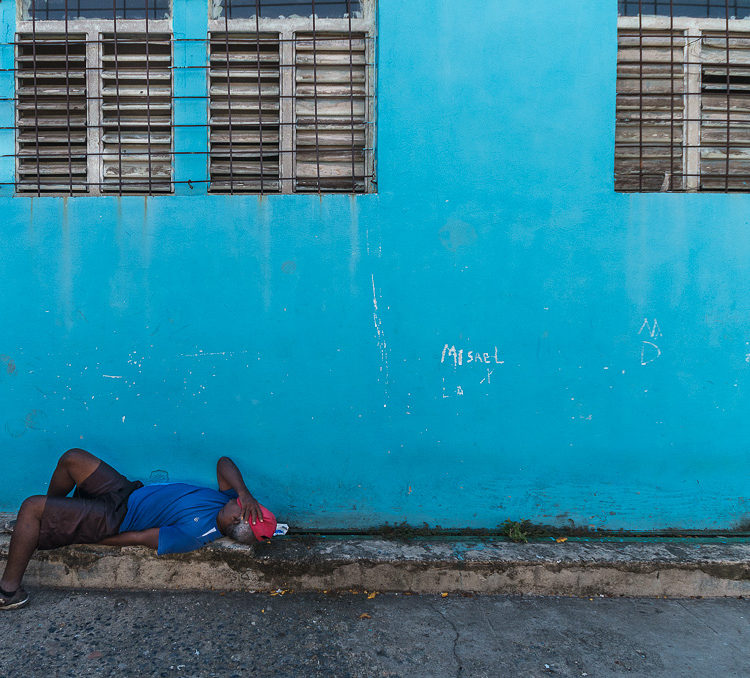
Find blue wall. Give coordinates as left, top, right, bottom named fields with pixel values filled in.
left=1, top=0, right=748, bottom=531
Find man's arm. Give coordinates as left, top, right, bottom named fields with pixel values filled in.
left=97, top=528, right=160, bottom=549
left=216, top=456, right=263, bottom=524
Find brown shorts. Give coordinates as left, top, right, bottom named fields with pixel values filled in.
left=37, top=461, right=143, bottom=551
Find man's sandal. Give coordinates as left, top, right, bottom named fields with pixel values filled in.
left=0, top=588, right=29, bottom=610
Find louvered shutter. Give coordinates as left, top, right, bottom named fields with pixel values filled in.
left=700, top=32, right=750, bottom=191
left=16, top=33, right=88, bottom=194
left=209, top=33, right=281, bottom=193
left=100, top=33, right=172, bottom=193
left=615, top=29, right=685, bottom=192
left=294, top=32, right=367, bottom=193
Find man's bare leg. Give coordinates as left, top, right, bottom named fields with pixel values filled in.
left=46, top=448, right=102, bottom=497
left=0, top=495, right=46, bottom=593
left=0, top=449, right=102, bottom=596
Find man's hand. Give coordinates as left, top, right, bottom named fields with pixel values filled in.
left=238, top=492, right=263, bottom=525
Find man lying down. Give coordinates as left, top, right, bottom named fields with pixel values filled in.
left=0, top=449, right=279, bottom=610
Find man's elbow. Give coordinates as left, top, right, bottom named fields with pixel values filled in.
left=140, top=529, right=160, bottom=550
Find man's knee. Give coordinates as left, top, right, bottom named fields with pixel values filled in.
left=59, top=448, right=88, bottom=466
left=18, top=495, right=46, bottom=519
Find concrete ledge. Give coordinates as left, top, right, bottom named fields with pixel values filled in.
left=2, top=535, right=749, bottom=597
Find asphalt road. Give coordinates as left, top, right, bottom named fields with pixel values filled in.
left=0, top=590, right=747, bottom=677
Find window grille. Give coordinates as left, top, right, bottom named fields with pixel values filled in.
left=615, top=29, right=685, bottom=191
left=100, top=33, right=173, bottom=193
left=8, top=0, right=375, bottom=196
left=616, top=1, right=750, bottom=191
left=209, top=33, right=282, bottom=193
left=208, top=0, right=376, bottom=194
left=21, top=0, right=170, bottom=21
left=16, top=33, right=88, bottom=194
left=619, top=1, right=750, bottom=19
left=13, top=2, right=173, bottom=196
left=218, top=0, right=361, bottom=20
left=294, top=32, right=368, bottom=193
left=700, top=31, right=750, bottom=189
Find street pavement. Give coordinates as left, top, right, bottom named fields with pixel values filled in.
left=0, top=590, right=747, bottom=677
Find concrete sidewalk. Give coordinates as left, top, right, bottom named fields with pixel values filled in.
left=0, top=590, right=747, bottom=677
left=3, top=533, right=749, bottom=597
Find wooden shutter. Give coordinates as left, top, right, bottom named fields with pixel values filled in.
left=209, top=33, right=281, bottom=193
left=294, top=32, right=367, bottom=193
left=615, top=29, right=685, bottom=192
left=16, top=33, right=88, bottom=194
left=100, top=33, right=172, bottom=193
left=700, top=32, right=750, bottom=191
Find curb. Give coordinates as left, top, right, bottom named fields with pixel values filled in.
left=3, top=535, right=749, bottom=597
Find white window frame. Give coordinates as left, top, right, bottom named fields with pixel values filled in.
left=207, top=0, right=377, bottom=194
left=15, top=14, right=173, bottom=195
left=618, top=15, right=750, bottom=192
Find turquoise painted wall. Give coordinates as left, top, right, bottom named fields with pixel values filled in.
left=1, top=0, right=748, bottom=531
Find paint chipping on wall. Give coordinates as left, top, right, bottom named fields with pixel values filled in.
left=371, top=274, right=390, bottom=400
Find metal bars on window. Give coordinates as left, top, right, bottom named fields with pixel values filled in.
left=21, top=0, right=170, bottom=21
left=618, top=1, right=750, bottom=19
left=16, top=33, right=88, bottom=193
left=207, top=1, right=376, bottom=194
left=13, top=25, right=173, bottom=195
left=294, top=32, right=367, bottom=192
left=615, top=28, right=686, bottom=191
left=100, top=33, right=173, bottom=193
left=209, top=33, right=281, bottom=193
left=9, top=0, right=377, bottom=196
left=218, top=0, right=362, bottom=20
left=616, top=2, right=750, bottom=192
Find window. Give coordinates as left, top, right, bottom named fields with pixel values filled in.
left=618, top=1, right=750, bottom=19
left=21, top=0, right=170, bottom=21
left=208, top=32, right=282, bottom=192
left=208, top=0, right=377, bottom=193
left=17, top=33, right=89, bottom=193
left=616, top=1, right=750, bottom=191
left=16, top=3, right=173, bottom=194
left=100, top=34, right=172, bottom=193
left=13, top=0, right=376, bottom=196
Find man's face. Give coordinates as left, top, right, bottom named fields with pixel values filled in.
left=217, top=498, right=242, bottom=535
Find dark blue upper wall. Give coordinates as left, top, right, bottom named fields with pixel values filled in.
left=1, top=0, right=748, bottom=530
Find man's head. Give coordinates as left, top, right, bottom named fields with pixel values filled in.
left=225, top=519, right=257, bottom=545
left=216, top=499, right=256, bottom=544
left=217, top=498, right=277, bottom=545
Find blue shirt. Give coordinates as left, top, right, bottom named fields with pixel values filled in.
left=119, top=483, right=237, bottom=555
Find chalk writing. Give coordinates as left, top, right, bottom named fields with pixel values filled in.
left=638, top=319, right=662, bottom=366
left=440, top=345, right=504, bottom=368
left=638, top=319, right=662, bottom=338
left=640, top=341, right=661, bottom=366
left=441, top=378, right=464, bottom=398
left=440, top=344, right=503, bottom=397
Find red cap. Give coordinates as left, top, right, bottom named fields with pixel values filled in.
left=252, top=505, right=277, bottom=542
left=237, top=498, right=277, bottom=542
